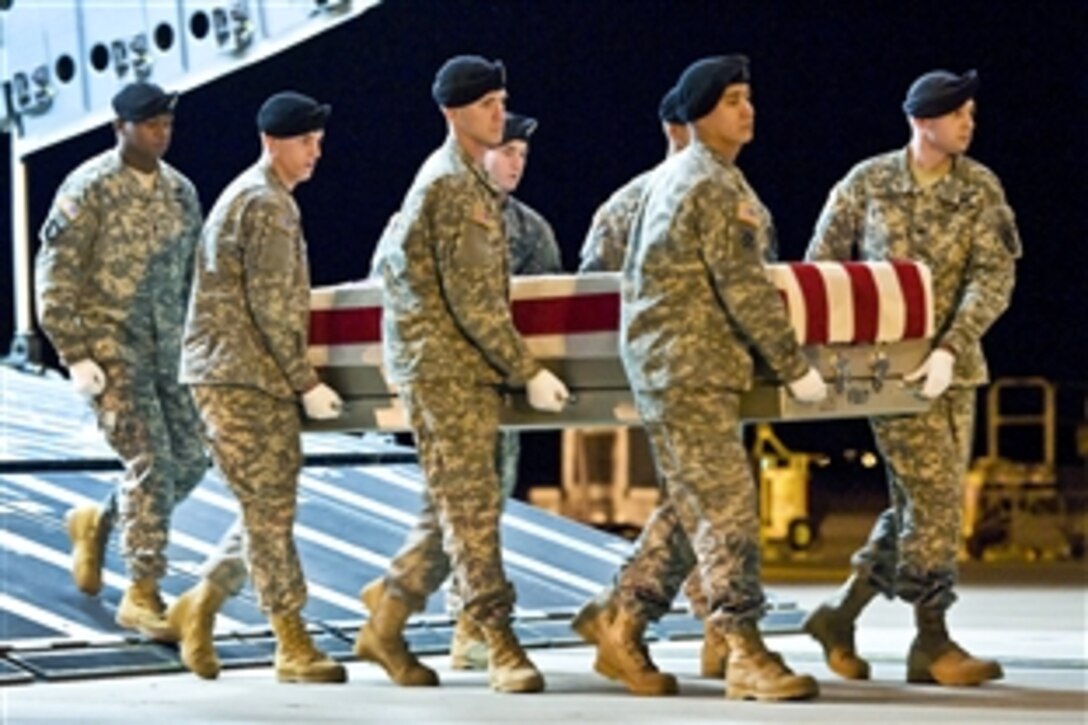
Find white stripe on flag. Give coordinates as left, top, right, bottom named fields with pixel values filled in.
left=819, top=263, right=855, bottom=343
left=870, top=262, right=907, bottom=342
left=767, top=266, right=807, bottom=344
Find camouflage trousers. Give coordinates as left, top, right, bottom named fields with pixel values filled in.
left=615, top=388, right=766, bottom=632
left=445, top=429, right=519, bottom=616
left=197, top=517, right=249, bottom=598
left=191, top=385, right=306, bottom=615
left=852, top=387, right=976, bottom=611
left=382, top=381, right=515, bottom=627
left=91, top=359, right=207, bottom=580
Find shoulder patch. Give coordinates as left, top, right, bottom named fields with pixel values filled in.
left=57, top=196, right=81, bottom=221
left=982, top=204, right=1022, bottom=258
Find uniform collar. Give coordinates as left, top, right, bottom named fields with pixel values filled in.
left=893, top=147, right=975, bottom=205
left=445, top=135, right=502, bottom=199
left=692, top=138, right=739, bottom=170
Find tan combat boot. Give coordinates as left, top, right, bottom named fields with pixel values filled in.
left=166, top=580, right=228, bottom=679
left=906, top=606, right=1003, bottom=686
left=116, top=577, right=176, bottom=640
left=802, top=573, right=877, bottom=680
left=353, top=578, right=439, bottom=686
left=270, top=612, right=346, bottom=683
left=450, top=612, right=489, bottom=670
left=701, top=620, right=729, bottom=678
left=66, top=505, right=109, bottom=596
left=724, top=622, right=819, bottom=701
left=572, top=590, right=678, bottom=696
left=481, top=623, right=544, bottom=693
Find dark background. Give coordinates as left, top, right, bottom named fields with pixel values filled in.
left=3, top=0, right=1087, bottom=492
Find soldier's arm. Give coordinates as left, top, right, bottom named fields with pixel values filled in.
left=241, top=196, right=321, bottom=394
left=805, top=174, right=863, bottom=262
left=430, top=182, right=541, bottom=385
left=695, top=182, right=810, bottom=382
left=938, top=196, right=1021, bottom=357
left=178, top=180, right=204, bottom=302
left=33, top=179, right=100, bottom=365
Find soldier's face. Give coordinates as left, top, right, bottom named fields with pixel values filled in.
left=266, top=130, right=324, bottom=188
left=118, top=114, right=173, bottom=161
left=700, top=84, right=755, bottom=150
left=450, top=90, right=507, bottom=148
left=919, top=99, right=976, bottom=156
left=484, top=140, right=528, bottom=193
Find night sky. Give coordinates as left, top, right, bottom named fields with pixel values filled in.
left=2, top=0, right=1086, bottom=476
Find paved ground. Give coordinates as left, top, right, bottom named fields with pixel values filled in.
left=1, top=581, right=1083, bottom=724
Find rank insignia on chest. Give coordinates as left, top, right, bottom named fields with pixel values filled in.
left=470, top=201, right=496, bottom=230
left=736, top=200, right=760, bottom=227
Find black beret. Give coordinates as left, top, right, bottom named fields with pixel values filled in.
left=432, top=55, right=505, bottom=108
left=903, top=69, right=979, bottom=118
left=257, top=91, right=331, bottom=138
left=112, top=82, right=178, bottom=123
left=657, top=86, right=684, bottom=124
left=501, top=112, right=537, bottom=144
left=675, top=54, right=750, bottom=123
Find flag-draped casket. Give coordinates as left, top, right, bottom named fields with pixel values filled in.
left=305, top=261, right=934, bottom=431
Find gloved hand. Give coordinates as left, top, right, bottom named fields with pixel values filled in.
left=526, top=368, right=570, bottom=413
left=69, top=359, right=106, bottom=398
left=904, top=348, right=955, bottom=399
left=302, top=383, right=343, bottom=420
left=787, top=367, right=828, bottom=403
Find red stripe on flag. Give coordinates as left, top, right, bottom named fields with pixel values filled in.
left=512, top=292, right=620, bottom=335
left=791, top=263, right=829, bottom=344
left=309, top=307, right=383, bottom=345
left=843, top=262, right=879, bottom=343
left=891, top=261, right=927, bottom=339
left=309, top=292, right=622, bottom=346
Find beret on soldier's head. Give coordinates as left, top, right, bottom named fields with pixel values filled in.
left=112, top=82, right=178, bottom=123
left=432, top=55, right=506, bottom=108
left=675, top=54, right=750, bottom=123
left=657, top=86, right=684, bottom=125
left=501, top=112, right=537, bottom=144
left=903, top=69, right=979, bottom=118
left=257, top=91, right=331, bottom=138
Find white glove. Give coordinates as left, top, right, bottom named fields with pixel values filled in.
left=787, top=367, right=828, bottom=403
left=69, top=359, right=106, bottom=398
left=904, top=348, right=955, bottom=399
left=302, top=383, right=343, bottom=420
left=526, top=368, right=570, bottom=413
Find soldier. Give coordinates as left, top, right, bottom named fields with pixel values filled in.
left=355, top=55, right=570, bottom=694
left=577, top=85, right=690, bottom=272
left=447, top=110, right=564, bottom=671
left=35, top=81, right=207, bottom=640
left=486, top=112, right=563, bottom=275
left=573, top=55, right=826, bottom=701
left=180, top=91, right=346, bottom=684
left=575, top=84, right=728, bottom=679
left=803, top=69, right=1019, bottom=687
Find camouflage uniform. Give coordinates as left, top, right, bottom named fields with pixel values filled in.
left=182, top=159, right=321, bottom=615
left=806, top=149, right=1020, bottom=610
left=373, top=136, right=543, bottom=627
left=35, top=148, right=207, bottom=581
left=577, top=170, right=652, bottom=272
left=619, top=140, right=810, bottom=632
left=504, top=195, right=562, bottom=277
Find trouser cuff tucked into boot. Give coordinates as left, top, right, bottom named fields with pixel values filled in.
left=353, top=579, right=438, bottom=686
left=572, top=591, right=678, bottom=696
left=166, top=580, right=228, bottom=679
left=482, top=624, right=544, bottom=693
left=725, top=622, right=819, bottom=702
